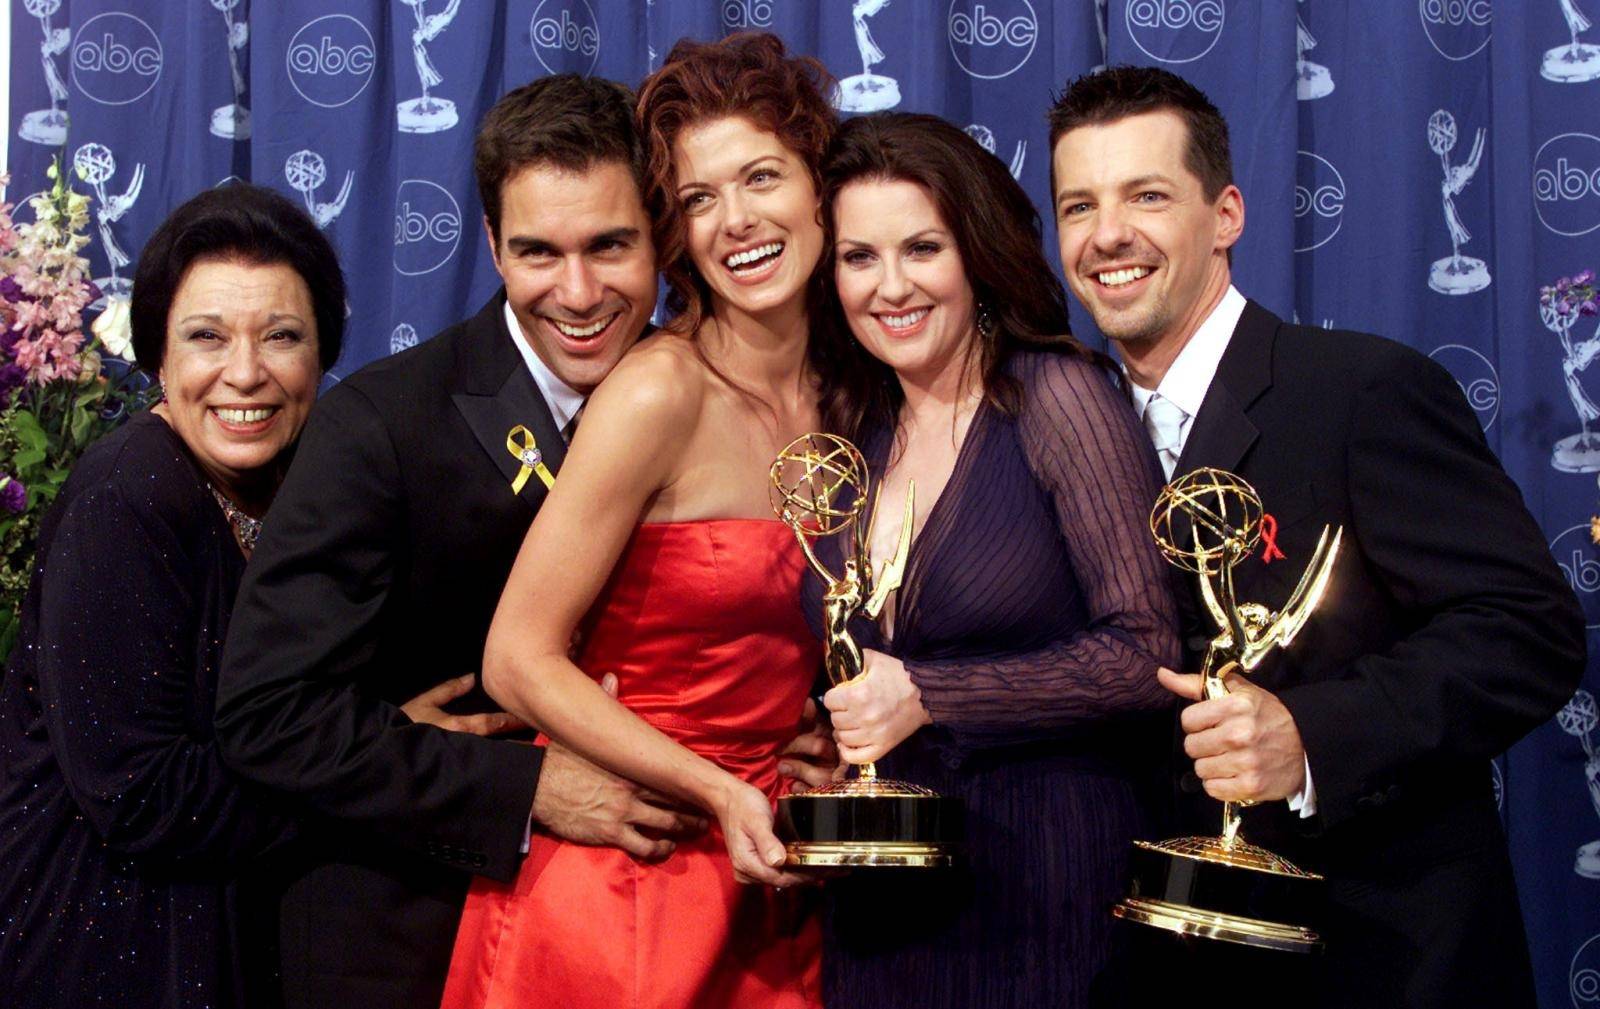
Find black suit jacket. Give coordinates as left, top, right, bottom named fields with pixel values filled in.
left=216, top=294, right=569, bottom=1009
left=1163, top=302, right=1584, bottom=1007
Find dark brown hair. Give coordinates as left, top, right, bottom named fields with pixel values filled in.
left=474, top=74, right=644, bottom=243
left=816, top=113, right=1090, bottom=441
left=131, top=184, right=345, bottom=373
left=1047, top=65, right=1233, bottom=201
left=635, top=32, right=836, bottom=334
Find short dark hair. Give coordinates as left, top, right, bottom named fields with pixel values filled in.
left=817, top=113, right=1090, bottom=440
left=130, top=183, right=345, bottom=373
left=636, top=32, right=836, bottom=335
left=1047, top=65, right=1233, bottom=201
left=474, top=74, right=644, bottom=243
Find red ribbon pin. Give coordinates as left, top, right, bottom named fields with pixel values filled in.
left=1259, top=513, right=1287, bottom=564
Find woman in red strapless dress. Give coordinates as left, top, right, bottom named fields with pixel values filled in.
left=442, top=33, right=840, bottom=1009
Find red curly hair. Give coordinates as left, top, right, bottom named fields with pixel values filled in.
left=636, top=32, right=837, bottom=334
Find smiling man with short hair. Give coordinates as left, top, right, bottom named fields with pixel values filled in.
left=1050, top=65, right=1583, bottom=1008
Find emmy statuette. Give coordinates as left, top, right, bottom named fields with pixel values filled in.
left=769, top=433, right=962, bottom=868
left=1113, top=468, right=1342, bottom=952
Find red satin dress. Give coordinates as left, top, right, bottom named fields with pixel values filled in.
left=441, top=520, right=823, bottom=1009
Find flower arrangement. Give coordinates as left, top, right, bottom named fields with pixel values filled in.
left=0, top=158, right=149, bottom=659
left=1544, top=270, right=1600, bottom=328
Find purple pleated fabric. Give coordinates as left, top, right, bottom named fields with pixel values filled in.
left=803, top=349, right=1182, bottom=1009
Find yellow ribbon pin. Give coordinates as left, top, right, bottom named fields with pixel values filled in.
left=506, top=424, right=555, bottom=495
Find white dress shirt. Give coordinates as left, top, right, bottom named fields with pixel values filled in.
left=1126, top=285, right=1317, bottom=819
left=505, top=300, right=585, bottom=433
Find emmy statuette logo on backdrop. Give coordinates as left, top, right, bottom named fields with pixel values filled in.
left=1426, top=110, right=1490, bottom=295
left=73, top=143, right=143, bottom=311
left=390, top=323, right=419, bottom=355
left=398, top=0, right=462, bottom=133
left=1558, top=690, right=1600, bottom=879
left=1545, top=0, right=1600, bottom=82
left=70, top=11, right=162, bottom=107
left=1295, top=0, right=1333, bottom=100
left=964, top=124, right=1026, bottom=179
left=18, top=0, right=69, bottom=146
left=948, top=0, right=1038, bottom=80
left=530, top=0, right=601, bottom=76
left=1092, top=0, right=1109, bottom=72
left=1419, top=0, right=1491, bottom=61
left=1125, top=0, right=1225, bottom=65
left=286, top=14, right=377, bottom=110
left=284, top=151, right=353, bottom=231
left=1546, top=306, right=1600, bottom=472
left=208, top=0, right=250, bottom=140
left=835, top=0, right=900, bottom=112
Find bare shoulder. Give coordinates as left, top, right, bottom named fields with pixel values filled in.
left=584, top=332, right=709, bottom=430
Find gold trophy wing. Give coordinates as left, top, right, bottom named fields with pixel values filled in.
left=864, top=481, right=915, bottom=621
left=1238, top=525, right=1343, bottom=672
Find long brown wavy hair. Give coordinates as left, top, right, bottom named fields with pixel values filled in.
left=635, top=32, right=837, bottom=336
left=815, top=113, right=1096, bottom=441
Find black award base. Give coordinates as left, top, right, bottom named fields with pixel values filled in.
left=776, top=776, right=962, bottom=868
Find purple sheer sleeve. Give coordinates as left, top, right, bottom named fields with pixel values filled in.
left=903, top=352, right=1181, bottom=748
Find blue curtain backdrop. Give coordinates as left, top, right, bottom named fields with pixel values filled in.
left=8, top=1, right=1600, bottom=1002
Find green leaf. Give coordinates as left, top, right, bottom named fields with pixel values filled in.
left=69, top=408, right=92, bottom=447
left=11, top=412, right=46, bottom=452
left=12, top=447, right=45, bottom=471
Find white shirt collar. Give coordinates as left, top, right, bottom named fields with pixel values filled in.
left=1128, top=285, right=1248, bottom=431
left=503, top=299, right=585, bottom=431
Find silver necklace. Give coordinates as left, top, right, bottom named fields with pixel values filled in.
left=209, top=485, right=263, bottom=552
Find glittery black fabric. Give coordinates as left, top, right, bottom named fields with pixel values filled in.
left=0, top=411, right=296, bottom=1009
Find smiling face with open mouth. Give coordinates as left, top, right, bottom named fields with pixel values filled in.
left=489, top=160, right=657, bottom=394
left=156, top=258, right=322, bottom=504
left=1051, top=110, right=1242, bottom=368
left=673, top=116, right=824, bottom=323
left=832, top=178, right=978, bottom=388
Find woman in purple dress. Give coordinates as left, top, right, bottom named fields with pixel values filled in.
left=804, top=113, right=1182, bottom=1008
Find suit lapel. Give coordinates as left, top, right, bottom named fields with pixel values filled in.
left=1176, top=300, right=1278, bottom=476
left=449, top=294, right=569, bottom=509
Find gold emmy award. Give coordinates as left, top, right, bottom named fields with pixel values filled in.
left=1113, top=467, right=1343, bottom=952
left=768, top=433, right=962, bottom=868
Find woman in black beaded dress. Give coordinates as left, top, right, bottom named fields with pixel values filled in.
left=805, top=113, right=1182, bottom=1009
left=0, top=186, right=487, bottom=1009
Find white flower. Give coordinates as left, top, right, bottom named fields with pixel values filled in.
left=92, top=296, right=135, bottom=362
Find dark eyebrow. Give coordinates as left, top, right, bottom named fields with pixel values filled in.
left=586, top=227, right=641, bottom=250
left=175, top=312, right=305, bottom=326
left=1055, top=174, right=1176, bottom=209
left=504, top=236, right=557, bottom=256
left=504, top=228, right=640, bottom=257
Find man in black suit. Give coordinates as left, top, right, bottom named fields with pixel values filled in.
left=216, top=76, right=833, bottom=1009
left=1048, top=67, right=1584, bottom=1007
